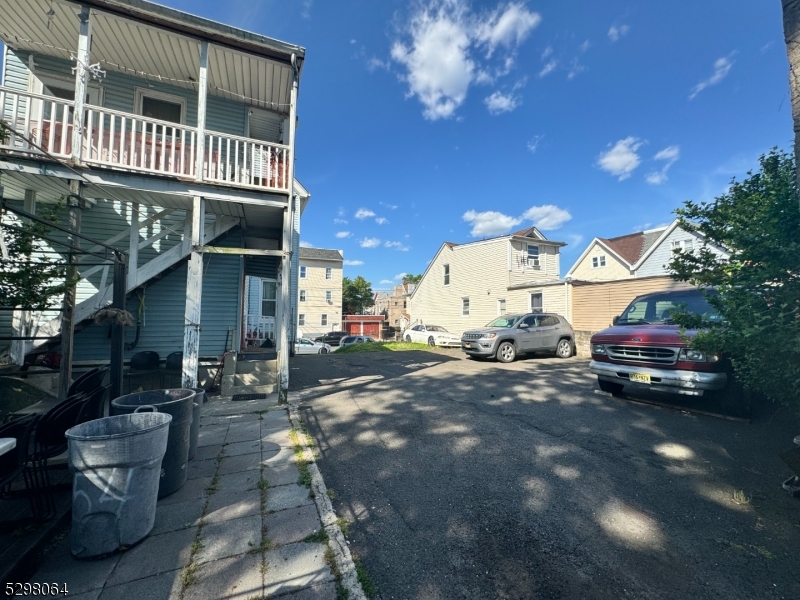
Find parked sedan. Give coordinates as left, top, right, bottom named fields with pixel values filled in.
left=313, top=331, right=349, bottom=346
left=295, top=338, right=332, bottom=354
left=404, top=324, right=461, bottom=347
left=336, top=335, right=378, bottom=350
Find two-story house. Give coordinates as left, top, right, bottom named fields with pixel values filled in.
left=566, top=219, right=729, bottom=354
left=409, top=227, right=568, bottom=336
left=0, top=0, right=307, bottom=398
left=296, top=248, right=343, bottom=338
left=387, top=282, right=415, bottom=330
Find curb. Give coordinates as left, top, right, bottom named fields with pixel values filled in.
left=286, top=400, right=367, bottom=600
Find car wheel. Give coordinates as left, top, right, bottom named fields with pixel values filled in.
left=496, top=341, right=516, bottom=363
left=556, top=339, right=572, bottom=359
left=427, top=336, right=435, bottom=347
left=405, top=335, right=412, bottom=342
left=598, top=378, right=624, bottom=396
left=319, top=348, right=328, bottom=354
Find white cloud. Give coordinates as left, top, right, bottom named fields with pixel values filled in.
left=334, top=218, right=348, bottom=224
left=578, top=40, right=590, bottom=52
left=335, top=231, right=352, bottom=238
left=350, top=39, right=357, bottom=45
left=355, top=208, right=376, bottom=219
left=541, top=45, right=553, bottom=59
left=484, top=90, right=520, bottom=114
left=394, top=272, right=408, bottom=280
left=375, top=217, right=389, bottom=225
left=380, top=279, right=394, bottom=285
left=608, top=24, right=629, bottom=42
left=390, top=0, right=540, bottom=120
left=522, top=205, right=572, bottom=230
left=538, top=59, right=557, bottom=78
left=567, top=234, right=584, bottom=247
left=360, top=237, right=381, bottom=248
left=299, top=240, right=315, bottom=248
left=527, top=134, right=544, bottom=153
left=567, top=58, right=585, bottom=79
left=380, top=202, right=398, bottom=210
left=462, top=209, right=522, bottom=237
left=475, top=2, right=541, bottom=56
left=367, top=57, right=390, bottom=72
left=646, top=145, right=680, bottom=185
left=385, top=241, right=410, bottom=251
left=597, top=137, right=643, bottom=180
left=344, top=259, right=364, bottom=266
left=689, top=53, right=735, bottom=100
left=301, top=0, right=313, bottom=19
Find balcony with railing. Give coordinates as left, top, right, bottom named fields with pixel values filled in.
left=0, top=87, right=291, bottom=193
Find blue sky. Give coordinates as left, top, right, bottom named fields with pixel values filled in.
left=5, top=1, right=793, bottom=289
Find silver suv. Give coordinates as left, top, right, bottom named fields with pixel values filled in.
left=461, top=313, right=575, bottom=363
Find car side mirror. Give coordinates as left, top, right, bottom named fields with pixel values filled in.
left=612, top=315, right=620, bottom=326
left=518, top=323, right=529, bottom=329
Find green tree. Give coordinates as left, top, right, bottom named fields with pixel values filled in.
left=403, top=273, right=423, bottom=285
left=0, top=201, right=73, bottom=310
left=342, top=275, right=374, bottom=315
left=669, top=149, right=800, bottom=406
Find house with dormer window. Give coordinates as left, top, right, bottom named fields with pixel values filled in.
left=409, top=227, right=569, bottom=336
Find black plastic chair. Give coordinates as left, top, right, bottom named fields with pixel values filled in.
left=29, top=394, right=87, bottom=518
left=125, top=351, right=161, bottom=393
left=68, top=366, right=109, bottom=398
left=163, top=351, right=183, bottom=388
left=0, top=414, right=43, bottom=520
left=75, top=385, right=111, bottom=423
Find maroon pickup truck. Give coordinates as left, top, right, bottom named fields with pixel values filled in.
left=589, top=288, right=728, bottom=398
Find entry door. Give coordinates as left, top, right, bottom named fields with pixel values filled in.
left=243, top=276, right=277, bottom=347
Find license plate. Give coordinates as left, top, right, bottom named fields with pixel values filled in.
left=463, top=343, right=472, bottom=348
left=629, top=372, right=651, bottom=384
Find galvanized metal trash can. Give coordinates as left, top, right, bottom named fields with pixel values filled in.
left=66, top=410, right=171, bottom=558
left=110, top=389, right=196, bottom=498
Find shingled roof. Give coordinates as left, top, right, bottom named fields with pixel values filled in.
left=599, top=226, right=668, bottom=265
left=299, top=247, right=343, bottom=261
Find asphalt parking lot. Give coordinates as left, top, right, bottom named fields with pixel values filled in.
left=290, top=349, right=800, bottom=600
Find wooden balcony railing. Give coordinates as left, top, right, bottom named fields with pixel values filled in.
left=0, top=86, right=291, bottom=194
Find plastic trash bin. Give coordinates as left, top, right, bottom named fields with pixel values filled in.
left=65, top=409, right=171, bottom=558
left=191, top=387, right=207, bottom=405
left=110, top=389, right=196, bottom=498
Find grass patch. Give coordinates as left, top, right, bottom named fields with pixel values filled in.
left=332, top=341, right=430, bottom=354
left=353, top=556, right=378, bottom=598
left=732, top=489, right=750, bottom=505
left=303, top=529, right=329, bottom=544
left=335, top=517, right=351, bottom=537
left=326, top=488, right=336, bottom=499
left=289, top=428, right=314, bottom=488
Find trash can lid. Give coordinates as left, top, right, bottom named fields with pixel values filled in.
left=65, top=412, right=172, bottom=441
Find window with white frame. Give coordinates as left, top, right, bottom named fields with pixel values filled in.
left=325, top=267, right=332, bottom=280
left=443, top=264, right=450, bottom=285
left=300, top=266, right=307, bottom=279
left=261, top=281, right=277, bottom=317
left=530, top=292, right=543, bottom=313
left=134, top=88, right=186, bottom=125
left=321, top=314, right=328, bottom=326
left=671, top=239, right=694, bottom=251
left=462, top=298, right=470, bottom=316
left=497, top=299, right=506, bottom=315
left=326, top=290, right=332, bottom=303
left=298, top=314, right=305, bottom=326
left=527, top=245, right=540, bottom=268
left=592, top=255, right=607, bottom=268
left=299, top=290, right=307, bottom=302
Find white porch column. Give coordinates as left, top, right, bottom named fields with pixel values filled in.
left=182, top=196, right=205, bottom=388
left=71, top=5, right=91, bottom=163
left=194, top=41, right=209, bottom=182
left=127, top=203, right=139, bottom=289
left=58, top=181, right=83, bottom=400
left=277, top=57, right=299, bottom=403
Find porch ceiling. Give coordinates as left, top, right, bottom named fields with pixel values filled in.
left=1, top=0, right=294, bottom=113
left=0, top=169, right=285, bottom=230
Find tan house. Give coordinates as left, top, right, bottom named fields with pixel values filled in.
left=297, top=248, right=343, bottom=337
left=387, top=282, right=415, bottom=329
left=566, top=220, right=728, bottom=355
left=409, top=228, right=568, bottom=336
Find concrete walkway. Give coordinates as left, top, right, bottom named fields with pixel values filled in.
left=27, top=395, right=340, bottom=599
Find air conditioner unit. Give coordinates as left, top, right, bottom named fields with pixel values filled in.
left=528, top=258, right=540, bottom=268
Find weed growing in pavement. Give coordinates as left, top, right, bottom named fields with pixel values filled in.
left=326, top=488, right=336, bottom=499
left=289, top=428, right=313, bottom=488
left=335, top=517, right=351, bottom=537
left=732, top=489, right=751, bottom=505
left=353, top=555, right=378, bottom=598
left=303, top=529, right=329, bottom=544
left=324, top=545, right=349, bottom=600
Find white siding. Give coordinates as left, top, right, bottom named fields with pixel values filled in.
left=505, top=284, right=569, bottom=321
left=410, top=239, right=510, bottom=336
